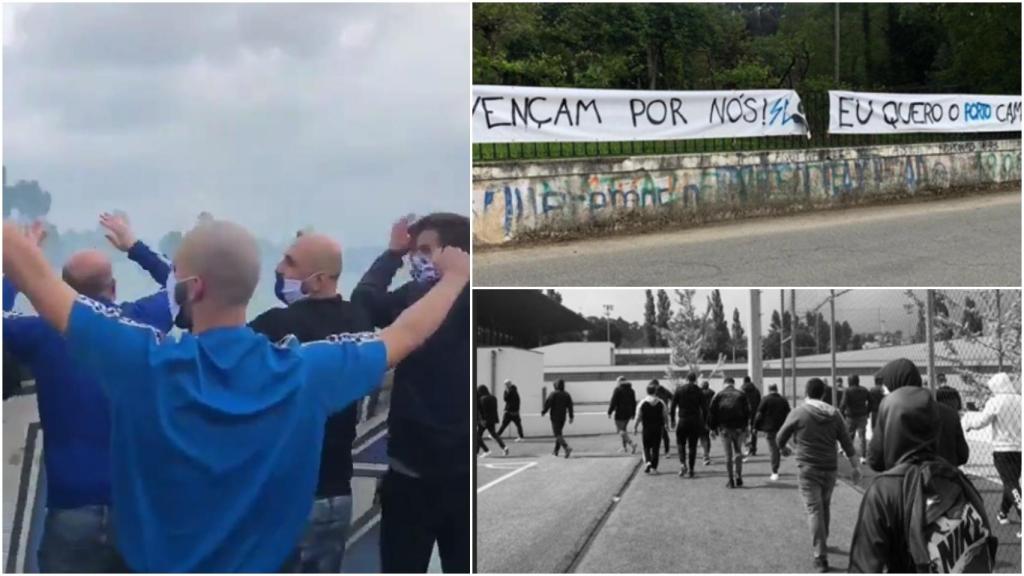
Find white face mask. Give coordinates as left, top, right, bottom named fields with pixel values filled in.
left=275, top=271, right=323, bottom=305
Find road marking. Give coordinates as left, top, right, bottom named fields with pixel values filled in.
left=483, top=462, right=534, bottom=470
left=477, top=461, right=537, bottom=493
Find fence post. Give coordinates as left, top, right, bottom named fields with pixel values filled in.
left=926, top=290, right=937, bottom=392
left=780, top=290, right=787, bottom=402
left=790, top=290, right=797, bottom=401
left=829, top=290, right=837, bottom=407
left=995, top=290, right=1004, bottom=372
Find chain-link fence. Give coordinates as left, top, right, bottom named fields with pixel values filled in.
left=765, top=289, right=1021, bottom=530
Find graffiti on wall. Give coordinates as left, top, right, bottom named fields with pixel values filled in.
left=474, top=145, right=1021, bottom=242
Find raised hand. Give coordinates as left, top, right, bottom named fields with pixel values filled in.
left=99, top=212, right=137, bottom=252
left=433, top=246, right=470, bottom=281
left=25, top=221, right=48, bottom=247
left=389, top=214, right=416, bottom=253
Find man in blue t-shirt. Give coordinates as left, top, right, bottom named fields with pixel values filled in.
left=3, top=214, right=172, bottom=572
left=2, top=218, right=469, bottom=572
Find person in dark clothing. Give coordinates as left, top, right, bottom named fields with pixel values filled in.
left=777, top=378, right=861, bottom=572
left=754, top=383, right=791, bottom=480
left=671, top=373, right=707, bottom=478
left=849, top=384, right=997, bottom=572
left=740, top=376, right=762, bottom=457
left=655, top=381, right=673, bottom=455
left=821, top=379, right=834, bottom=406
left=496, top=379, right=525, bottom=441
left=935, top=373, right=964, bottom=413
left=476, top=386, right=508, bottom=457
left=635, top=380, right=669, bottom=474
left=868, top=375, right=886, bottom=430
left=834, top=378, right=845, bottom=410
left=607, top=377, right=638, bottom=454
left=868, top=359, right=969, bottom=472
left=840, top=375, right=872, bottom=465
left=542, top=379, right=574, bottom=458
left=353, top=214, right=470, bottom=574
left=699, top=381, right=715, bottom=464
left=248, top=231, right=375, bottom=572
left=708, top=377, right=750, bottom=488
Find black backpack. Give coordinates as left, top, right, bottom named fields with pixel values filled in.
left=886, top=461, right=998, bottom=573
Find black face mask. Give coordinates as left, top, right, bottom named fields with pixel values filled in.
left=173, top=279, right=194, bottom=331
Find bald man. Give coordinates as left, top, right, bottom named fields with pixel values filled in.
left=3, top=216, right=172, bottom=573
left=2, top=217, right=469, bottom=572
left=248, top=232, right=370, bottom=573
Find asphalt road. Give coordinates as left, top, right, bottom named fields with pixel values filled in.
left=474, top=192, right=1021, bottom=286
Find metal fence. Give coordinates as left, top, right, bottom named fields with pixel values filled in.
left=773, top=289, right=1021, bottom=529
left=472, top=91, right=1020, bottom=163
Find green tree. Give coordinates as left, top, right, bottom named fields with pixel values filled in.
left=656, top=289, right=672, bottom=347
left=730, top=307, right=746, bottom=362
left=644, top=289, right=658, bottom=347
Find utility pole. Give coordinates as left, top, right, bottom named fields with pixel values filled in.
left=790, top=290, right=797, bottom=400
left=834, top=3, right=841, bottom=85
left=780, top=290, right=787, bottom=400
left=748, top=290, right=763, bottom=391
left=603, top=304, right=614, bottom=343
left=830, top=290, right=837, bottom=407
left=926, top=291, right=936, bottom=391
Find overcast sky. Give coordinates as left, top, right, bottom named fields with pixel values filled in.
left=3, top=3, right=469, bottom=247
left=558, top=289, right=928, bottom=336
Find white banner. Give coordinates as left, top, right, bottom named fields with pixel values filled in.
left=472, top=85, right=809, bottom=143
left=829, top=91, right=1021, bottom=134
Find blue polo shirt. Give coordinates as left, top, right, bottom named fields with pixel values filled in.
left=64, top=296, right=388, bottom=572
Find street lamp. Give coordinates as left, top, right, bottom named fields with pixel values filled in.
left=603, top=304, right=615, bottom=343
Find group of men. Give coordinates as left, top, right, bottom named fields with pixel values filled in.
left=3, top=212, right=470, bottom=572
left=598, top=362, right=1020, bottom=573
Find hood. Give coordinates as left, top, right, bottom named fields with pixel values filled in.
left=802, top=398, right=839, bottom=422
left=477, top=385, right=491, bottom=397
left=619, top=382, right=633, bottom=389
left=987, top=372, right=1019, bottom=395
left=877, top=358, right=922, bottom=391
left=874, top=387, right=938, bottom=470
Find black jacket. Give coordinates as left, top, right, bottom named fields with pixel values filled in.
left=670, top=382, right=706, bottom=428
left=503, top=385, right=521, bottom=413
left=352, top=250, right=470, bottom=478
left=543, top=390, right=574, bottom=423
left=754, top=392, right=791, bottom=433
left=850, top=386, right=995, bottom=573
left=249, top=295, right=371, bottom=497
left=867, top=385, right=885, bottom=414
left=869, top=360, right=969, bottom=471
left=607, top=383, right=637, bottom=421
left=479, top=394, right=499, bottom=426
left=740, top=381, right=762, bottom=419
left=841, top=385, right=871, bottom=419
left=708, top=386, right=750, bottom=430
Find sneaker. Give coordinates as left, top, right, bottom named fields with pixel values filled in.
left=704, top=457, right=712, bottom=466
left=726, top=479, right=735, bottom=489
left=644, top=464, right=652, bottom=474
left=480, top=451, right=490, bottom=459
left=688, top=470, right=695, bottom=479
left=742, top=456, right=750, bottom=463
left=514, top=437, right=524, bottom=443
left=564, top=447, right=572, bottom=459
left=502, top=446, right=510, bottom=456
left=997, top=511, right=1010, bottom=525
left=1016, top=530, right=1021, bottom=539
left=651, top=468, right=659, bottom=475
left=813, top=557, right=828, bottom=573
left=859, top=457, right=867, bottom=465
left=679, top=466, right=687, bottom=477
left=735, top=477, right=743, bottom=487
left=631, top=443, right=637, bottom=455
left=770, top=473, right=780, bottom=482
left=553, top=449, right=560, bottom=457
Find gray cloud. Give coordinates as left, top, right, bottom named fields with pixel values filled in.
left=3, top=3, right=469, bottom=248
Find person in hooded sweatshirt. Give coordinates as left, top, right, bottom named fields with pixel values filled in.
left=840, top=374, right=871, bottom=465
left=542, top=379, right=574, bottom=458
left=754, top=383, right=790, bottom=481
left=935, top=373, right=964, bottom=414
left=655, top=381, right=674, bottom=456
left=670, top=372, right=707, bottom=478
left=740, top=376, right=762, bottom=458
left=477, top=385, right=508, bottom=457
left=965, top=372, right=1021, bottom=535
left=868, top=359, right=969, bottom=472
left=849, top=384, right=997, bottom=572
left=496, top=379, right=525, bottom=441
left=635, top=380, right=669, bottom=474
left=699, top=381, right=715, bottom=465
left=776, top=378, right=861, bottom=573
left=868, top=375, right=886, bottom=430
left=607, top=376, right=638, bottom=454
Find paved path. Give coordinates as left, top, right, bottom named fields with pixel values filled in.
left=474, top=191, right=1021, bottom=287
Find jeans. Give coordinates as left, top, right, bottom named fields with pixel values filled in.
left=551, top=419, right=570, bottom=454
left=676, top=420, right=701, bottom=471
left=846, top=415, right=868, bottom=459
left=993, top=451, right=1022, bottom=516
left=476, top=422, right=505, bottom=453
left=766, top=430, right=781, bottom=473
left=642, top=429, right=662, bottom=470
left=37, top=505, right=120, bottom=573
left=797, top=466, right=838, bottom=559
left=720, top=427, right=746, bottom=480
left=746, top=418, right=759, bottom=454
left=292, top=495, right=352, bottom=573
left=380, top=470, right=469, bottom=573
left=496, top=412, right=524, bottom=438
